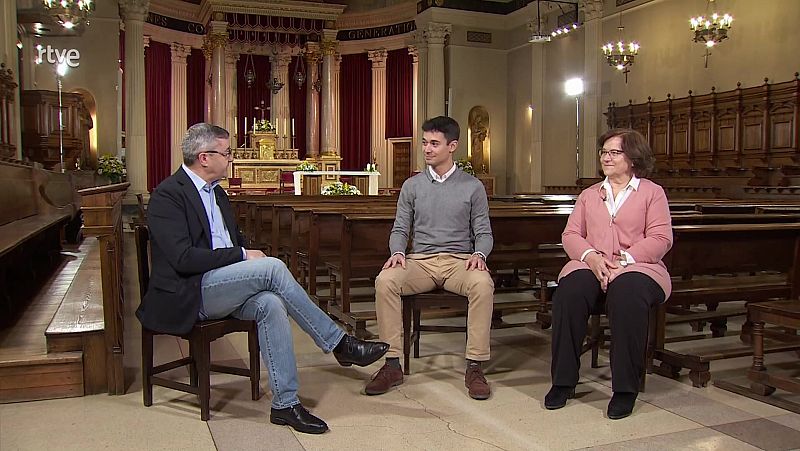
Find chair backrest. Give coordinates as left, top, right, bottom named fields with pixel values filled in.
left=229, top=177, right=242, bottom=188
left=135, top=225, right=151, bottom=299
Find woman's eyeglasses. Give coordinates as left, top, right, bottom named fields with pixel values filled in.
left=598, top=148, right=625, bottom=159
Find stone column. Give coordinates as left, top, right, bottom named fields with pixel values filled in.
left=170, top=43, right=190, bottom=170
left=408, top=45, right=422, bottom=170
left=581, top=0, right=603, bottom=179
left=320, top=32, right=338, bottom=156
left=224, top=50, right=238, bottom=144
left=270, top=51, right=291, bottom=149
left=305, top=43, right=321, bottom=158
left=204, top=13, right=228, bottom=127
left=333, top=53, right=342, bottom=155
left=368, top=49, right=388, bottom=184
left=1, top=0, right=21, bottom=158
left=119, top=0, right=150, bottom=195
left=423, top=22, right=450, bottom=119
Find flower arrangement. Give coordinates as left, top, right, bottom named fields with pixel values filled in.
left=253, top=119, right=276, bottom=133
left=365, top=162, right=379, bottom=173
left=296, top=161, right=318, bottom=171
left=322, top=181, right=361, bottom=196
left=455, top=159, right=475, bottom=176
left=97, top=154, right=125, bottom=183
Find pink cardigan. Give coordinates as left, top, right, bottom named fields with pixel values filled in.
left=558, top=178, right=673, bottom=299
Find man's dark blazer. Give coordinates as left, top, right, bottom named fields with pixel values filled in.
left=136, top=167, right=246, bottom=335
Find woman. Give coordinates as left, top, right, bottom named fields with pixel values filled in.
left=544, top=128, right=672, bottom=419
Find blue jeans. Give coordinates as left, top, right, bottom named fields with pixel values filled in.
left=201, top=257, right=345, bottom=409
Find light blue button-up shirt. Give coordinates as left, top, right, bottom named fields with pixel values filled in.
left=182, top=165, right=236, bottom=251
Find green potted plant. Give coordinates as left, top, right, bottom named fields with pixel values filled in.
left=455, top=159, right=475, bottom=176
left=97, top=154, right=125, bottom=184
left=296, top=161, right=318, bottom=171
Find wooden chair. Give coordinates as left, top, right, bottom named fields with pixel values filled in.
left=135, top=226, right=261, bottom=421
left=401, top=289, right=469, bottom=375
left=279, top=170, right=295, bottom=193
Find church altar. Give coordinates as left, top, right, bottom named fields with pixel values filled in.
left=227, top=131, right=300, bottom=189
left=293, top=171, right=380, bottom=195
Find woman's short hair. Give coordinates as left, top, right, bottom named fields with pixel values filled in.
left=597, top=128, right=655, bottom=178
left=182, top=123, right=229, bottom=165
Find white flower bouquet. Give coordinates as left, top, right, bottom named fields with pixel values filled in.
left=321, top=181, right=361, bottom=196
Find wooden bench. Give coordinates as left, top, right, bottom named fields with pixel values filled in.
left=655, top=223, right=800, bottom=387
left=0, top=160, right=76, bottom=325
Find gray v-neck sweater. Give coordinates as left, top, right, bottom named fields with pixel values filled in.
left=389, top=167, right=493, bottom=257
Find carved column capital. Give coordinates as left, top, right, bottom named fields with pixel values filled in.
left=119, top=0, right=149, bottom=22
left=304, top=42, right=321, bottom=64
left=321, top=39, right=338, bottom=56
left=224, top=50, right=239, bottom=65
left=143, top=35, right=150, bottom=48
left=407, top=45, right=419, bottom=63
left=170, top=43, right=191, bottom=63
left=581, top=0, right=604, bottom=21
left=423, top=22, right=451, bottom=45
left=367, top=49, right=388, bottom=68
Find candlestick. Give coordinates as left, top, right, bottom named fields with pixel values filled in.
left=291, top=118, right=295, bottom=137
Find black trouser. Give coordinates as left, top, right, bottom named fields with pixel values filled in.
left=550, top=269, right=665, bottom=394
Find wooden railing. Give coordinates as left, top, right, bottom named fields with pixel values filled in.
left=78, top=183, right=129, bottom=395
left=0, top=64, right=18, bottom=159
left=606, top=73, right=800, bottom=184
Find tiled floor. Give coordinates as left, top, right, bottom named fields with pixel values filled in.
left=3, top=233, right=800, bottom=451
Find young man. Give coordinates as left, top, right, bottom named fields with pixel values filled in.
left=366, top=116, right=495, bottom=400
left=136, top=123, right=389, bottom=434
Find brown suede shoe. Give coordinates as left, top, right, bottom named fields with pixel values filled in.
left=465, top=365, right=491, bottom=400
left=365, top=363, right=404, bottom=395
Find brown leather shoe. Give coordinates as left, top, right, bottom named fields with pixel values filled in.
left=365, top=362, right=403, bottom=395
left=465, top=365, right=491, bottom=400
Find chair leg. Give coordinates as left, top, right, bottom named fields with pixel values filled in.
left=188, top=339, right=198, bottom=388
left=590, top=314, right=601, bottom=368
left=195, top=333, right=212, bottom=421
left=248, top=324, right=261, bottom=400
left=413, top=307, right=421, bottom=359
left=142, top=328, right=154, bottom=407
left=402, top=298, right=412, bottom=375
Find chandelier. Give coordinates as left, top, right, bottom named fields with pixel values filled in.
left=243, top=53, right=256, bottom=89
left=42, top=0, right=95, bottom=30
left=268, top=77, right=284, bottom=94
left=602, top=14, right=639, bottom=84
left=690, top=0, right=733, bottom=68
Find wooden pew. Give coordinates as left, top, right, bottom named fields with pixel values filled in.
left=325, top=210, right=572, bottom=337
left=655, top=222, right=800, bottom=387
left=0, top=160, right=76, bottom=325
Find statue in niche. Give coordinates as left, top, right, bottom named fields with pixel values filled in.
left=468, top=106, right=490, bottom=174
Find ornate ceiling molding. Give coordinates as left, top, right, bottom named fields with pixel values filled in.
left=197, top=0, right=346, bottom=24
left=335, top=2, right=417, bottom=30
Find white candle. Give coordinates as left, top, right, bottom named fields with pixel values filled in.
left=291, top=119, right=295, bottom=136
left=244, top=117, right=247, bottom=136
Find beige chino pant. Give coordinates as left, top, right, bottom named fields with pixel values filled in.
left=374, top=253, right=495, bottom=361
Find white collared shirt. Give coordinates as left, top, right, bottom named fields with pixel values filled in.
left=428, top=164, right=457, bottom=183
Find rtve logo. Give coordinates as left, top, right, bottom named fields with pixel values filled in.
left=37, top=45, right=81, bottom=68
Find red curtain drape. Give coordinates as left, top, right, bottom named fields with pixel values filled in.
left=289, top=56, right=307, bottom=160
left=145, top=41, right=171, bottom=191
left=236, top=54, right=271, bottom=147
left=340, top=53, right=371, bottom=170
left=187, top=48, right=206, bottom=128
left=386, top=48, right=413, bottom=139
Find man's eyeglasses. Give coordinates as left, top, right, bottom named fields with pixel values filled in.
left=203, top=148, right=233, bottom=159
left=598, top=148, right=625, bottom=159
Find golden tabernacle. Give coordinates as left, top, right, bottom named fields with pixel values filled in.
left=227, top=131, right=300, bottom=191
